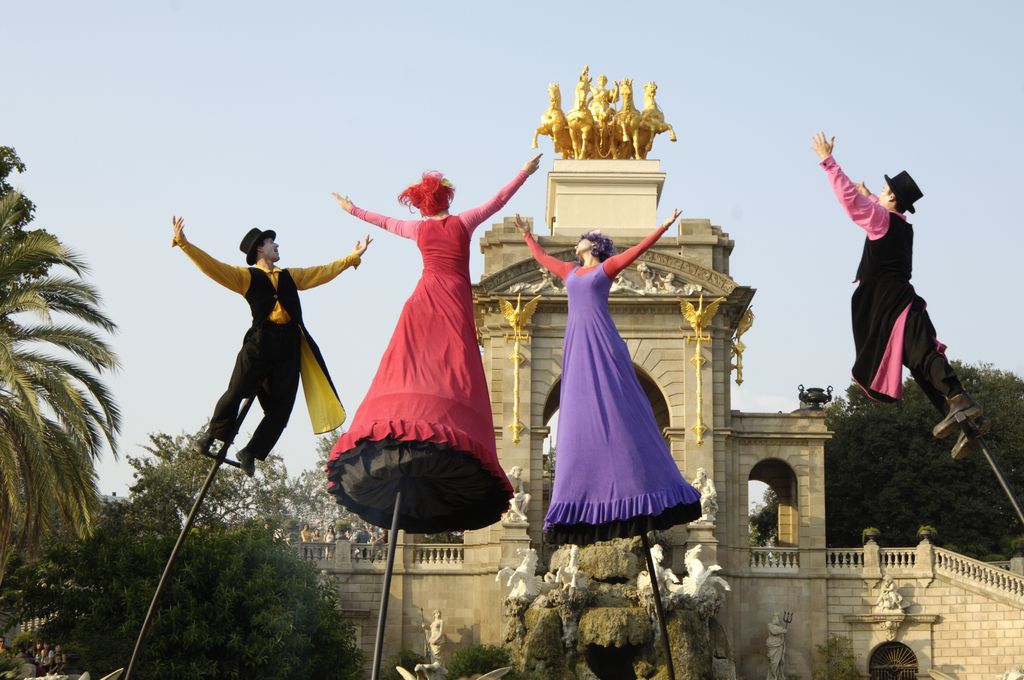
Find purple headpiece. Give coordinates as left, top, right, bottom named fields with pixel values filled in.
left=577, top=230, right=616, bottom=264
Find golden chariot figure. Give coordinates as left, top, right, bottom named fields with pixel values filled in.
left=534, top=69, right=677, bottom=160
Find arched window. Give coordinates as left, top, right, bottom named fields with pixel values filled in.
left=869, top=642, right=918, bottom=680
left=749, top=459, right=798, bottom=546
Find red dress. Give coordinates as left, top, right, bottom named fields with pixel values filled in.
left=327, top=171, right=527, bottom=532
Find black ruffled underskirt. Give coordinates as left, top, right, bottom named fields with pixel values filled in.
left=543, top=499, right=702, bottom=546
left=327, top=438, right=511, bottom=533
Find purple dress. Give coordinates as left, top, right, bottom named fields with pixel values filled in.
left=525, top=228, right=702, bottom=545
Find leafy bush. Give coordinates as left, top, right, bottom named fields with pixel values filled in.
left=811, top=635, right=859, bottom=680
left=447, top=644, right=513, bottom=679
left=8, top=505, right=362, bottom=680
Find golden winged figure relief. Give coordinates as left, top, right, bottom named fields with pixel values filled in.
left=501, top=293, right=542, bottom=339
left=680, top=295, right=726, bottom=343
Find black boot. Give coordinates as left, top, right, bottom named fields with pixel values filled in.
left=950, top=415, right=992, bottom=461
left=235, top=447, right=256, bottom=478
left=193, top=433, right=215, bottom=457
left=932, top=392, right=984, bottom=440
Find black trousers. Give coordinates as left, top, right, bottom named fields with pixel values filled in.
left=902, top=300, right=962, bottom=416
left=208, top=322, right=301, bottom=460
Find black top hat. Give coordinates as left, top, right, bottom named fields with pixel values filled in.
left=239, top=228, right=277, bottom=265
left=884, top=171, right=923, bottom=214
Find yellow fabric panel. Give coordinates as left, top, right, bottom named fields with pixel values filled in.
left=299, top=335, right=345, bottom=434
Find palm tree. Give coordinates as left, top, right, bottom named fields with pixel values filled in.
left=0, top=191, right=121, bottom=585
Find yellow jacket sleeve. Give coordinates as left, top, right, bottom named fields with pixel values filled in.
left=288, top=251, right=362, bottom=291
left=175, top=239, right=251, bottom=295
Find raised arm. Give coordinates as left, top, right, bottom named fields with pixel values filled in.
left=601, top=209, right=681, bottom=279
left=333, top=193, right=420, bottom=240
left=289, top=235, right=372, bottom=290
left=459, top=154, right=542, bottom=234
left=171, top=216, right=250, bottom=294
left=811, top=132, right=889, bottom=239
left=514, top=214, right=573, bottom=279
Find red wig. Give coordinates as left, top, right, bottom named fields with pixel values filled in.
left=398, top=171, right=455, bottom=217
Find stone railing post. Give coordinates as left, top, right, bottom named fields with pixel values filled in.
left=1010, top=554, right=1024, bottom=577
left=334, top=538, right=352, bottom=569
left=863, top=538, right=882, bottom=581
left=915, top=537, right=935, bottom=578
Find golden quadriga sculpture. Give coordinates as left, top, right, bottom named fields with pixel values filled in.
left=532, top=66, right=678, bottom=160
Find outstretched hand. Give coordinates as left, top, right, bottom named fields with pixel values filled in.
left=513, top=213, right=532, bottom=235
left=660, top=208, right=682, bottom=230
left=332, top=192, right=354, bottom=213
left=171, top=215, right=187, bottom=246
left=521, top=153, right=543, bottom=176
left=811, top=132, right=835, bottom=160
left=353, top=234, right=373, bottom=256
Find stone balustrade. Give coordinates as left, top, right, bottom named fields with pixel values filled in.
left=934, top=547, right=1024, bottom=602
left=749, top=547, right=799, bottom=571
left=825, top=548, right=864, bottom=570
left=411, top=544, right=465, bottom=567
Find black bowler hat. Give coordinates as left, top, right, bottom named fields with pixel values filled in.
left=884, top=171, right=923, bottom=214
left=239, top=228, right=277, bottom=265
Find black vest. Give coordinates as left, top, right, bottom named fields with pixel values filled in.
left=855, top=213, right=913, bottom=283
left=244, top=268, right=302, bottom=329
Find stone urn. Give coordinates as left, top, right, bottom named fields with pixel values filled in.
left=798, top=384, right=833, bottom=410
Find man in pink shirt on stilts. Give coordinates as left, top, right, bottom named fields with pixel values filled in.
left=811, top=131, right=987, bottom=459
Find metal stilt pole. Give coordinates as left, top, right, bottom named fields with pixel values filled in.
left=641, top=532, right=677, bottom=680
left=124, top=397, right=254, bottom=680
left=959, top=414, right=1024, bottom=528
left=370, top=490, right=403, bottom=680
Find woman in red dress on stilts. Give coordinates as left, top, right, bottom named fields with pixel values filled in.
left=327, top=154, right=542, bottom=532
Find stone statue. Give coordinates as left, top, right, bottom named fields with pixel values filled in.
left=503, top=465, right=531, bottom=524
left=422, top=609, right=447, bottom=665
left=554, top=544, right=589, bottom=592
left=532, top=83, right=572, bottom=159
left=638, top=81, right=677, bottom=159
left=638, top=543, right=682, bottom=600
left=509, top=268, right=562, bottom=295
left=1000, top=671, right=1024, bottom=680
left=692, top=467, right=719, bottom=522
left=636, top=262, right=659, bottom=293
left=765, top=611, right=791, bottom=680
left=610, top=273, right=645, bottom=295
left=875, top=574, right=906, bottom=612
left=496, top=547, right=542, bottom=602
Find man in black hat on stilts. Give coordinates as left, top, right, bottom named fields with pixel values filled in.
left=172, top=216, right=371, bottom=476
left=811, top=132, right=988, bottom=459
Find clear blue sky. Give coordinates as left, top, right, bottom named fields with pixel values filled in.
left=7, top=1, right=1023, bottom=494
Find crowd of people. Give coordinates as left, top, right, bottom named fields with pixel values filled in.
left=296, top=521, right=388, bottom=561
left=0, top=636, right=71, bottom=677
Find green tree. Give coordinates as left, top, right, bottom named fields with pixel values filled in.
left=125, top=430, right=293, bottom=534
left=748, top=487, right=779, bottom=546
left=825, top=363, right=1024, bottom=557
left=285, top=433, right=363, bottom=535
left=0, top=189, right=121, bottom=585
left=0, top=148, right=36, bottom=238
left=7, top=503, right=363, bottom=680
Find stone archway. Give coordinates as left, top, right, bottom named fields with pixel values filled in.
left=749, top=459, right=799, bottom=547
left=541, top=365, right=671, bottom=432
left=869, top=642, right=918, bottom=680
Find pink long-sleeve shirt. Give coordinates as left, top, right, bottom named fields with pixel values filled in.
left=348, top=171, right=529, bottom=239
left=820, top=155, right=905, bottom=240
left=523, top=223, right=670, bottom=280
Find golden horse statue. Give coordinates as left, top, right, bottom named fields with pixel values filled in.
left=589, top=73, right=618, bottom=159
left=612, top=78, right=643, bottom=159
left=532, top=83, right=573, bottom=160
left=566, top=66, right=595, bottom=159
left=638, top=81, right=677, bottom=159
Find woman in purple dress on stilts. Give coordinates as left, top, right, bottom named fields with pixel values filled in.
left=514, top=210, right=702, bottom=545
